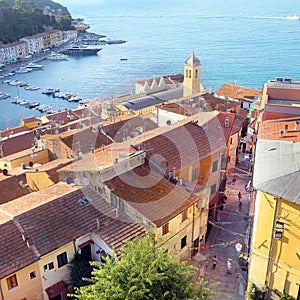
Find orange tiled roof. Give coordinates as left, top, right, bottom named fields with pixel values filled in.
left=0, top=174, right=31, bottom=205
left=105, top=163, right=203, bottom=227
left=0, top=131, right=35, bottom=157
left=214, top=83, right=261, bottom=100
left=0, top=185, right=145, bottom=278
left=135, top=121, right=226, bottom=173
left=258, top=117, right=300, bottom=141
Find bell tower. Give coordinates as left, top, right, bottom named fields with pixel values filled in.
left=183, top=52, right=201, bottom=97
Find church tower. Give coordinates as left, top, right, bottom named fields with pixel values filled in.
left=183, top=52, right=201, bottom=97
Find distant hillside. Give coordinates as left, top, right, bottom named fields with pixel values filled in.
left=5, top=0, right=71, bottom=15
left=0, top=0, right=74, bottom=44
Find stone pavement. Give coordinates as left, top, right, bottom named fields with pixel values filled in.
left=189, top=153, right=252, bottom=299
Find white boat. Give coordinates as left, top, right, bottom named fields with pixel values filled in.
left=26, top=62, right=44, bottom=69
left=286, top=15, right=299, bottom=20
left=48, top=52, right=69, bottom=60
left=15, top=67, right=33, bottom=73
left=0, top=93, right=10, bottom=99
left=9, top=80, right=23, bottom=86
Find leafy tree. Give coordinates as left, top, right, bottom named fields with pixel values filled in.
left=72, top=235, right=220, bottom=300
left=68, top=252, right=93, bottom=290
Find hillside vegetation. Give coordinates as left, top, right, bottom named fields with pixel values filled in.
left=0, top=0, right=73, bottom=44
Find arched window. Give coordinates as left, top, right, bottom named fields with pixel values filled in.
left=186, top=70, right=188, bottom=78
left=189, top=70, right=191, bottom=78
left=195, top=69, right=198, bottom=78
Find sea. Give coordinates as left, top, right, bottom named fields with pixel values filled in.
left=1, top=0, right=300, bottom=130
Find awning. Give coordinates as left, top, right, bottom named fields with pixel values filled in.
left=78, top=239, right=94, bottom=249
left=45, top=281, right=68, bottom=299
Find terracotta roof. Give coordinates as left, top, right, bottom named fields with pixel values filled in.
left=60, top=127, right=112, bottom=154
left=22, top=116, right=38, bottom=123
left=267, top=87, right=300, bottom=101
left=0, top=174, right=31, bottom=205
left=0, top=131, right=35, bottom=157
left=0, top=126, right=28, bottom=138
left=214, top=83, right=261, bottom=100
left=158, top=92, right=240, bottom=115
left=15, top=186, right=145, bottom=257
left=103, top=117, right=158, bottom=142
left=258, top=117, right=300, bottom=141
left=232, top=114, right=247, bottom=135
left=0, top=220, right=39, bottom=279
left=105, top=163, right=203, bottom=227
left=135, top=121, right=226, bottom=173
left=46, top=281, right=68, bottom=298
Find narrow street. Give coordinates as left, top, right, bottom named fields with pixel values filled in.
left=190, top=153, right=252, bottom=299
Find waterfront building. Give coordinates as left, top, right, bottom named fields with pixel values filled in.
left=214, top=83, right=261, bottom=112
left=249, top=138, right=300, bottom=299
left=0, top=41, right=28, bottom=64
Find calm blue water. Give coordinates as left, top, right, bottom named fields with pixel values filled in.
left=1, top=0, right=300, bottom=129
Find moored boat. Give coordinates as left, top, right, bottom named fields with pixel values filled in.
left=61, top=44, right=102, bottom=55
left=26, top=62, right=44, bottom=69
left=48, top=52, right=69, bottom=60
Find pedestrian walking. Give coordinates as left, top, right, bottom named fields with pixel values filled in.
left=232, top=176, right=236, bottom=185
left=239, top=200, right=242, bottom=212
left=227, top=258, right=233, bottom=275
left=212, top=255, right=218, bottom=270
left=238, top=191, right=242, bottom=201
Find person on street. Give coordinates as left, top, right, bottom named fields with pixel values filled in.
left=239, top=200, right=242, bottom=212
left=238, top=191, right=242, bottom=201
left=227, top=258, right=233, bottom=275
left=212, top=255, right=218, bottom=270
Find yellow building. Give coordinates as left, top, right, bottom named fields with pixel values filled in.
left=183, top=52, right=204, bottom=97
left=20, top=116, right=41, bottom=129
left=249, top=139, right=300, bottom=299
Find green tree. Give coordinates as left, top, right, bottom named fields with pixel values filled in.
left=68, top=252, right=93, bottom=289
left=72, top=235, right=220, bottom=300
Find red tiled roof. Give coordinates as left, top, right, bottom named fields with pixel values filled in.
left=135, top=121, right=225, bottom=173
left=46, top=281, right=68, bottom=298
left=267, top=87, right=300, bottom=101
left=0, top=126, right=28, bottom=138
left=105, top=163, right=203, bottom=227
left=0, top=131, right=35, bottom=157
left=15, top=187, right=145, bottom=257
left=0, top=174, right=31, bottom=205
left=258, top=118, right=300, bottom=141
left=0, top=220, right=39, bottom=279
left=103, top=117, right=158, bottom=142
left=214, top=83, right=261, bottom=100
left=60, top=127, right=112, bottom=154
left=22, top=117, right=38, bottom=123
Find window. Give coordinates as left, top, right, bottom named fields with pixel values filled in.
left=48, top=262, right=54, bottom=270
left=119, top=199, right=124, bottom=212
left=182, top=208, right=188, bottom=222
left=181, top=236, right=187, bottom=249
left=111, top=194, right=117, bottom=208
left=211, top=184, right=217, bottom=195
left=192, top=167, right=199, bottom=181
left=162, top=223, right=169, bottom=235
left=57, top=252, right=68, bottom=268
left=6, top=274, right=18, bottom=290
left=212, top=160, right=218, bottom=172
left=30, top=271, right=36, bottom=279
left=195, top=69, right=198, bottom=78
left=43, top=262, right=54, bottom=271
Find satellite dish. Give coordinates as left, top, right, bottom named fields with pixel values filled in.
left=29, top=161, right=33, bottom=167
left=66, top=177, right=73, bottom=185
left=83, top=177, right=89, bottom=186
left=74, top=178, right=80, bottom=186
left=166, top=120, right=171, bottom=125
left=3, top=169, right=8, bottom=176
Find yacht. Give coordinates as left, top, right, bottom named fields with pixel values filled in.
left=26, top=62, right=44, bottom=69
left=61, top=44, right=102, bottom=55
left=48, top=52, right=69, bottom=60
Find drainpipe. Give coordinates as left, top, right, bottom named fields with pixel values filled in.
left=191, top=204, right=195, bottom=259
left=264, top=198, right=279, bottom=296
